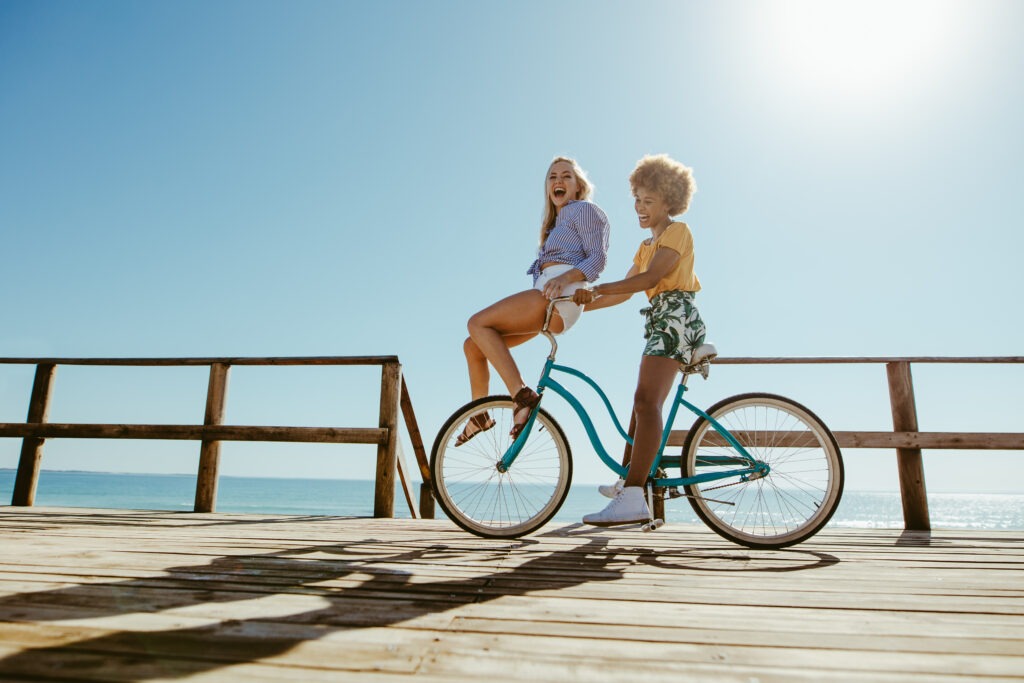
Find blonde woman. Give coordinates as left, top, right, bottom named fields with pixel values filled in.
left=458, top=157, right=610, bottom=445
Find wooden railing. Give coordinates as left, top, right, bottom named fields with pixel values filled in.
left=0, top=357, right=434, bottom=519
left=5, top=355, right=1021, bottom=531
left=668, top=356, right=1024, bottom=531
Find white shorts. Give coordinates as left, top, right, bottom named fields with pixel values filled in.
left=533, top=263, right=586, bottom=334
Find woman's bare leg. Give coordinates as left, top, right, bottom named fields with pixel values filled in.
left=623, top=355, right=680, bottom=488
left=621, top=411, right=637, bottom=467
left=463, top=332, right=539, bottom=400
left=466, top=289, right=563, bottom=396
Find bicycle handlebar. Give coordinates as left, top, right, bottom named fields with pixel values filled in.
left=542, top=296, right=575, bottom=333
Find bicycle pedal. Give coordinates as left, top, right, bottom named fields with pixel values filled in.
left=666, top=486, right=684, bottom=499
left=641, top=518, right=665, bottom=532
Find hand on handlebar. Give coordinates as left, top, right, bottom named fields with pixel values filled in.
left=572, top=287, right=597, bottom=306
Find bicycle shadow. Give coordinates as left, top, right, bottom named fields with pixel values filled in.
left=560, top=523, right=842, bottom=572
left=0, top=530, right=625, bottom=679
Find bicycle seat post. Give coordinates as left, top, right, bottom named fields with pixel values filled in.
left=541, top=297, right=572, bottom=362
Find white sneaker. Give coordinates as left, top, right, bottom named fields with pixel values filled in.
left=582, top=487, right=651, bottom=527
left=597, top=477, right=625, bottom=499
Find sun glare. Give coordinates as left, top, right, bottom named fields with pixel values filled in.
left=754, top=1, right=965, bottom=105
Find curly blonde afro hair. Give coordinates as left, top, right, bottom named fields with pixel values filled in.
left=629, top=154, right=696, bottom=216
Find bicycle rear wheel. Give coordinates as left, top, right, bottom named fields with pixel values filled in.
left=430, top=395, right=572, bottom=539
left=682, top=393, right=843, bottom=549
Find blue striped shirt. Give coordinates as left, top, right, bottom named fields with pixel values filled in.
left=527, top=200, right=610, bottom=284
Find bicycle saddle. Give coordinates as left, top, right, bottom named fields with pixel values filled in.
left=690, top=342, right=718, bottom=365
left=683, top=343, right=718, bottom=378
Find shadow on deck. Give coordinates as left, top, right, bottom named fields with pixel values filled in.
left=0, top=508, right=1020, bottom=681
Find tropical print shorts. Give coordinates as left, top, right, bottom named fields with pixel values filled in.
left=640, top=290, right=707, bottom=365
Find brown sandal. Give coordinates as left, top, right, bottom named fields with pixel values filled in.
left=455, top=412, right=496, bottom=447
left=510, top=386, right=541, bottom=439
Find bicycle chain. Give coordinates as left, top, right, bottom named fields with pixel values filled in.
left=657, top=468, right=751, bottom=499
left=658, top=477, right=745, bottom=501
left=702, top=478, right=748, bottom=492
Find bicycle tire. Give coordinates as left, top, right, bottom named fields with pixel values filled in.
left=681, top=393, right=844, bottom=549
left=430, top=395, right=572, bottom=539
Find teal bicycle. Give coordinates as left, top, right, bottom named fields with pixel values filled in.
left=431, top=298, right=844, bottom=548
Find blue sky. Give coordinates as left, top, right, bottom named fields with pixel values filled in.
left=2, top=0, right=1022, bottom=495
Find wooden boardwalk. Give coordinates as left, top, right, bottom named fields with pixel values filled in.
left=0, top=508, right=1021, bottom=681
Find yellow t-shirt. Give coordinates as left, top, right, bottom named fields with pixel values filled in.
left=632, top=221, right=701, bottom=300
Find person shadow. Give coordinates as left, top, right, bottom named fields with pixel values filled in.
left=0, top=521, right=839, bottom=679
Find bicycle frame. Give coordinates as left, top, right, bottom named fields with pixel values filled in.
left=498, top=304, right=766, bottom=489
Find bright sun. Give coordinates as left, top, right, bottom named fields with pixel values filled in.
left=753, top=1, right=966, bottom=105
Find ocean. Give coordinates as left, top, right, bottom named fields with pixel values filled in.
left=2, top=469, right=1024, bottom=530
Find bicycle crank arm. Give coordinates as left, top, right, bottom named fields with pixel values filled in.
left=687, top=494, right=736, bottom=506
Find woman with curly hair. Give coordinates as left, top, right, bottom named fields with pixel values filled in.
left=572, top=154, right=707, bottom=526
left=457, top=157, right=610, bottom=445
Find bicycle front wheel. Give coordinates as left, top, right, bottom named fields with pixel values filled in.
left=430, top=395, right=572, bottom=539
left=682, top=393, right=844, bottom=549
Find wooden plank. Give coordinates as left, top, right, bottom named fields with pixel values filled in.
left=195, top=363, right=230, bottom=513
left=5, top=553, right=1022, bottom=595
left=711, top=356, right=1024, bottom=364
left=0, top=423, right=386, bottom=443
left=2, top=615, right=1024, bottom=679
left=833, top=431, right=1024, bottom=449
left=11, top=363, right=55, bottom=506
left=399, top=375, right=434, bottom=520
left=374, top=361, right=401, bottom=518
left=1, top=567, right=1019, bottom=616
left=888, top=361, right=930, bottom=530
left=665, top=430, right=1024, bottom=449
left=0, top=356, right=400, bottom=366
left=394, top=439, right=418, bottom=519
left=414, top=634, right=1024, bottom=680
left=5, top=355, right=1021, bottom=366
left=3, top=643, right=992, bottom=683
left=399, top=376, right=431, bottom=481
left=15, top=423, right=1018, bottom=451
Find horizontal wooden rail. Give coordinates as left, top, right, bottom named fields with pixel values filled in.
left=0, top=424, right=387, bottom=444
left=665, top=430, right=1024, bottom=450
left=831, top=431, right=1024, bottom=450
left=0, top=356, right=433, bottom=519
left=712, top=356, right=1024, bottom=364
left=0, top=356, right=401, bottom=366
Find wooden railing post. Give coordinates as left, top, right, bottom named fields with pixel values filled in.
left=886, top=361, right=930, bottom=530
left=375, top=361, right=401, bottom=518
left=400, top=376, right=434, bottom=519
left=11, top=363, right=56, bottom=506
left=194, top=363, right=230, bottom=513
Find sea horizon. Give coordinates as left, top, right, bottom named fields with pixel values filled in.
left=2, top=466, right=1022, bottom=495
left=3, top=469, right=1024, bottom=531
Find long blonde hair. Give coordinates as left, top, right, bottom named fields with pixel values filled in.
left=539, top=156, right=593, bottom=247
